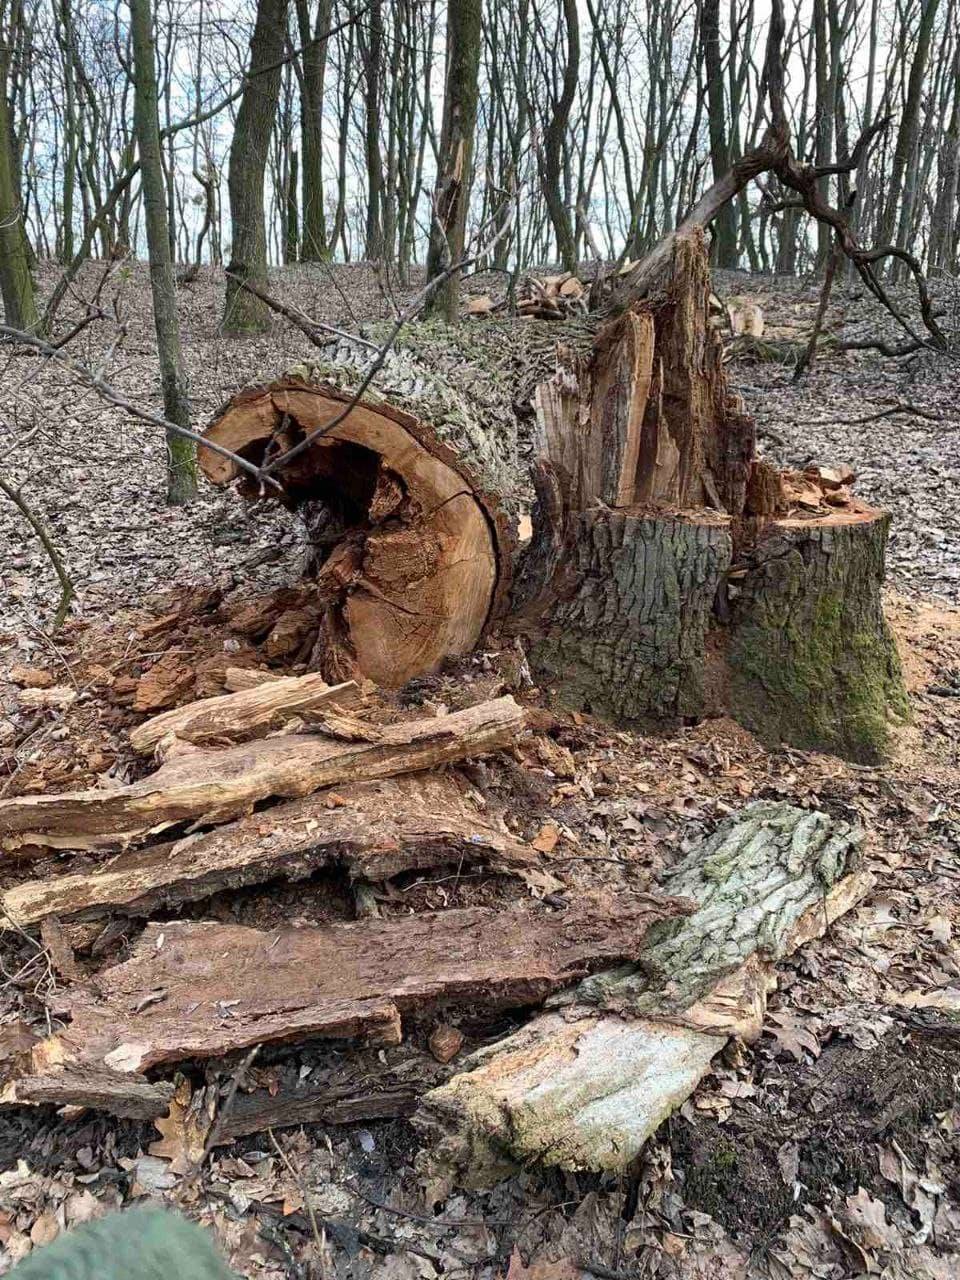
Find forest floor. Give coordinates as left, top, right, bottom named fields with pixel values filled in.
left=1, top=262, right=960, bottom=1279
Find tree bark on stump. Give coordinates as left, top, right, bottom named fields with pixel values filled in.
left=512, top=229, right=907, bottom=761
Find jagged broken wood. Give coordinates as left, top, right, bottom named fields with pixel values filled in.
left=128, top=672, right=360, bottom=755
left=415, top=801, right=873, bottom=1182
left=17, top=892, right=688, bottom=1116
left=0, top=695, right=525, bottom=853
left=2, top=773, right=538, bottom=926
left=512, top=229, right=907, bottom=761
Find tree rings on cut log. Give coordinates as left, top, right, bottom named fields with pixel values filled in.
left=201, top=376, right=512, bottom=687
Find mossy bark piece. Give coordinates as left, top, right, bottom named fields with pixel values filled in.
left=526, top=509, right=732, bottom=721
left=727, top=509, right=909, bottom=762
left=416, top=801, right=871, bottom=1181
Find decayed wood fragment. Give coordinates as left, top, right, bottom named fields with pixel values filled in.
left=0, top=695, right=526, bottom=853
left=2, top=774, right=537, bottom=926
left=129, top=673, right=359, bottom=755
left=14, top=1064, right=176, bottom=1120
left=416, top=801, right=872, bottom=1181
left=21, top=893, right=687, bottom=1114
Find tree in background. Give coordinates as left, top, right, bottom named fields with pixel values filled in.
left=129, top=0, right=197, bottom=503
left=0, top=0, right=39, bottom=332
left=425, top=0, right=483, bottom=321
left=222, top=0, right=289, bottom=334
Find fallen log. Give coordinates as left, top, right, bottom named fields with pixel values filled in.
left=0, top=695, right=525, bottom=853
left=19, top=892, right=688, bottom=1114
left=128, top=673, right=359, bottom=755
left=2, top=773, right=537, bottom=926
left=416, top=801, right=873, bottom=1183
left=200, top=344, right=518, bottom=687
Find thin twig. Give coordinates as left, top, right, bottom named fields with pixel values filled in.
left=268, top=1127, right=328, bottom=1278
left=0, top=324, right=283, bottom=493
left=0, top=470, right=75, bottom=628
left=224, top=274, right=379, bottom=351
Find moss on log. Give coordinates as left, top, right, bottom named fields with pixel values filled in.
left=727, top=510, right=909, bottom=762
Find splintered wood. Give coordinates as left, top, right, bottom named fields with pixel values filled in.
left=0, top=695, right=525, bottom=853
left=2, top=774, right=537, bottom=926
left=128, top=672, right=360, bottom=755
left=21, top=893, right=687, bottom=1113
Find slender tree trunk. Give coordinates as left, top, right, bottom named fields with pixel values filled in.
left=425, top=0, right=482, bottom=322
left=295, top=0, right=332, bottom=261
left=223, top=0, right=289, bottom=334
left=285, top=149, right=299, bottom=263
left=701, top=0, right=738, bottom=266
left=880, top=0, right=941, bottom=262
left=129, top=0, right=197, bottom=505
left=360, top=0, right=383, bottom=260
left=0, top=0, right=38, bottom=333
left=540, top=0, right=579, bottom=271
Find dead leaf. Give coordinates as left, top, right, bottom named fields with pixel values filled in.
left=842, top=1186, right=898, bottom=1251
left=29, top=1209, right=60, bottom=1248
left=765, top=1010, right=821, bottom=1061
left=531, top=823, right=560, bottom=854
left=148, top=1074, right=215, bottom=1174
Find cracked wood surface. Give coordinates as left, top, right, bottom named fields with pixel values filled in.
left=0, top=696, right=526, bottom=853
left=23, top=892, right=688, bottom=1111
left=2, top=774, right=538, bottom=926
left=128, top=673, right=360, bottom=755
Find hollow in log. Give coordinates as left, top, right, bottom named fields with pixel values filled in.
left=201, top=347, right=517, bottom=687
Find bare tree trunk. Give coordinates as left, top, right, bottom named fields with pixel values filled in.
left=295, top=0, right=333, bottom=261
left=130, top=0, right=197, bottom=504
left=701, top=0, right=738, bottom=266
left=0, top=0, right=38, bottom=332
left=222, top=0, right=289, bottom=334
left=424, top=0, right=482, bottom=322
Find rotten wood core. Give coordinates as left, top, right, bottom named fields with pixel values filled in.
left=22, top=892, right=688, bottom=1113
left=2, top=773, right=538, bottom=927
left=0, top=695, right=526, bottom=854
left=201, top=379, right=513, bottom=688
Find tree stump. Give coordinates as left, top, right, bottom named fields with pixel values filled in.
left=513, top=229, right=908, bottom=761
left=201, top=344, right=517, bottom=686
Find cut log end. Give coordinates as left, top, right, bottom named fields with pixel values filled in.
left=201, top=378, right=512, bottom=688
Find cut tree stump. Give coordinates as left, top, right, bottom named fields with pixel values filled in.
left=18, top=892, right=687, bottom=1115
left=727, top=509, right=910, bottom=761
left=2, top=773, right=537, bottom=926
left=0, top=695, right=525, bottom=853
left=511, top=229, right=907, bottom=760
left=416, top=801, right=872, bottom=1182
left=128, top=673, right=360, bottom=755
left=201, top=346, right=517, bottom=687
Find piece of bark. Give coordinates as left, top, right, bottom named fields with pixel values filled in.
left=133, top=652, right=195, bottom=713
left=14, top=1065, right=176, bottom=1119
left=22, top=893, right=687, bottom=1107
left=39, top=917, right=82, bottom=982
left=129, top=673, right=359, bottom=755
left=0, top=695, right=526, bottom=854
left=202, top=363, right=516, bottom=688
left=2, top=774, right=539, bottom=926
left=416, top=801, right=871, bottom=1181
